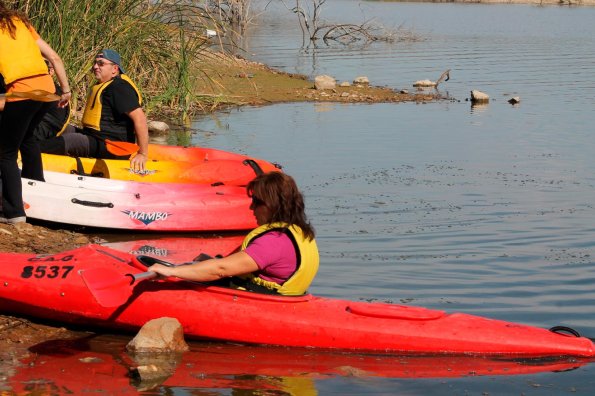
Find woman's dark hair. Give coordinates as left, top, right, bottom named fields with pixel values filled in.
left=0, top=2, right=32, bottom=38
left=247, top=172, right=315, bottom=240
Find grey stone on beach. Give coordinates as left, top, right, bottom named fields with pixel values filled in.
left=314, top=75, right=337, bottom=90
left=148, top=120, right=170, bottom=134
left=353, top=76, right=370, bottom=86
left=413, top=79, right=435, bottom=87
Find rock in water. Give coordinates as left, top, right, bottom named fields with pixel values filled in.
left=127, top=317, right=189, bottom=353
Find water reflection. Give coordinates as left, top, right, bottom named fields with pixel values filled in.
left=7, top=334, right=592, bottom=395
left=469, top=101, right=489, bottom=114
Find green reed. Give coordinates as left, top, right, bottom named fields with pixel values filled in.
left=12, top=0, right=216, bottom=118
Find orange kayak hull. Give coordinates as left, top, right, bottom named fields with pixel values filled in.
left=39, top=144, right=281, bottom=185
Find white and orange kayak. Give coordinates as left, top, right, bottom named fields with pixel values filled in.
left=22, top=170, right=256, bottom=231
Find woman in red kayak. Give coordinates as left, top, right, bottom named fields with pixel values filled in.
left=148, top=172, right=319, bottom=295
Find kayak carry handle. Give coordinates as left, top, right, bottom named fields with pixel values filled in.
left=243, top=159, right=264, bottom=176
left=71, top=198, right=114, bottom=208
left=549, top=326, right=581, bottom=337
left=136, top=255, right=176, bottom=268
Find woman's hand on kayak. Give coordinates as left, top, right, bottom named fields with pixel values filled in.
left=147, top=252, right=259, bottom=283
left=147, top=263, right=175, bottom=278
left=58, top=91, right=71, bottom=108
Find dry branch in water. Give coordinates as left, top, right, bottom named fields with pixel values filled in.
left=413, top=69, right=451, bottom=88
left=434, top=69, right=451, bottom=88
left=288, top=0, right=414, bottom=47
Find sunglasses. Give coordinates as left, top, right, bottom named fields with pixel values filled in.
left=251, top=196, right=265, bottom=207
left=93, top=59, right=115, bottom=67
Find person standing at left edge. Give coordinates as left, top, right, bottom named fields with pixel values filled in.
left=0, top=1, right=70, bottom=224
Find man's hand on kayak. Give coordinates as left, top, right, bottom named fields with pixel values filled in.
left=130, top=152, right=147, bottom=172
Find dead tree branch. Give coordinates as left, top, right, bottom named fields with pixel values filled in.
left=284, top=0, right=420, bottom=48
left=434, top=69, right=451, bottom=88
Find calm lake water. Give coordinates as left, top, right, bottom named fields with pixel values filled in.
left=187, top=1, right=595, bottom=394
left=191, top=2, right=595, bottom=317
left=6, top=1, right=595, bottom=395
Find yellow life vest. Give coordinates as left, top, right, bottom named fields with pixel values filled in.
left=81, top=74, right=142, bottom=131
left=0, top=18, right=47, bottom=84
left=240, top=222, right=319, bottom=296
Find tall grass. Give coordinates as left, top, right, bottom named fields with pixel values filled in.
left=10, top=0, right=218, bottom=119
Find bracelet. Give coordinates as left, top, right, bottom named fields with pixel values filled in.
left=62, top=90, right=71, bottom=94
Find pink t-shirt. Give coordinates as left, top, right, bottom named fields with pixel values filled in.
left=244, top=231, right=297, bottom=284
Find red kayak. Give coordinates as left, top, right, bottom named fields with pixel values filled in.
left=1, top=244, right=593, bottom=357
left=101, top=235, right=244, bottom=263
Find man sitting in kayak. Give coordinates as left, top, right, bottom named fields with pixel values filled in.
left=148, top=172, right=320, bottom=296
left=40, top=49, right=149, bottom=172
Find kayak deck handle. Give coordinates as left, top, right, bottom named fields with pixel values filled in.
left=71, top=198, right=114, bottom=208
left=243, top=159, right=264, bottom=176
left=549, top=326, right=581, bottom=337
left=136, top=255, right=176, bottom=268
left=70, top=169, right=105, bottom=178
